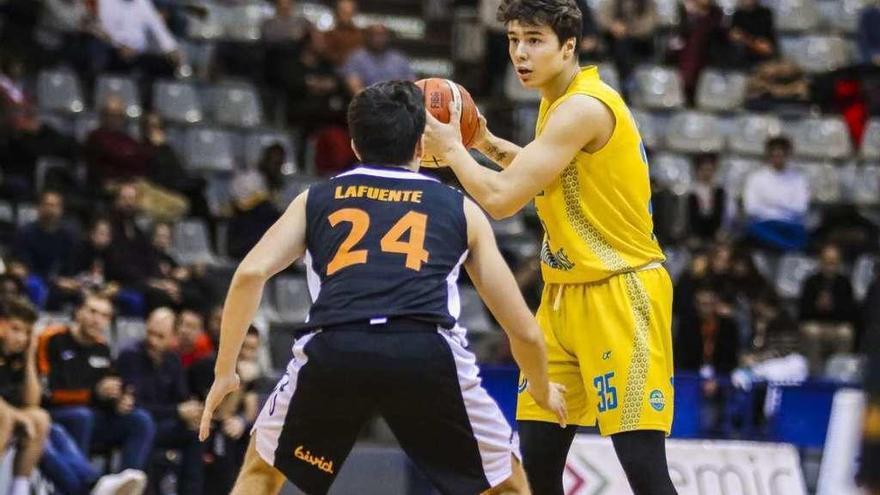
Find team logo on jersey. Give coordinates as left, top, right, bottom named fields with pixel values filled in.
left=294, top=445, right=335, bottom=474
left=601, top=351, right=612, bottom=360
left=518, top=378, right=528, bottom=394
left=540, top=242, right=575, bottom=271
left=649, top=390, right=665, bottom=412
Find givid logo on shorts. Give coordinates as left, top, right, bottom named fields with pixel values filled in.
left=294, top=445, right=335, bottom=474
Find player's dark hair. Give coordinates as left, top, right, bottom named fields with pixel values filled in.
left=498, top=0, right=583, bottom=47
left=2, top=297, right=38, bottom=325
left=347, top=81, right=425, bottom=167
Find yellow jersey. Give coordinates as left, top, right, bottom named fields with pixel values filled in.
left=534, top=66, right=664, bottom=284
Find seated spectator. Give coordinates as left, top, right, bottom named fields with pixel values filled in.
left=257, top=143, right=289, bottom=199
left=38, top=0, right=101, bottom=69
left=90, top=0, right=183, bottom=77
left=0, top=274, right=25, bottom=303
left=342, top=24, right=415, bottom=94
left=728, top=0, right=776, bottom=68
left=687, top=153, right=725, bottom=245
left=799, top=244, right=856, bottom=375
left=742, top=136, right=809, bottom=251
left=262, top=0, right=311, bottom=46
left=859, top=0, right=880, bottom=67
left=0, top=298, right=51, bottom=495
left=38, top=293, right=156, bottom=471
left=62, top=217, right=119, bottom=299
left=84, top=96, right=148, bottom=192
left=227, top=171, right=281, bottom=260
left=177, top=307, right=214, bottom=369
left=597, top=0, right=657, bottom=84
left=324, top=0, right=364, bottom=66
left=205, top=304, right=223, bottom=348
left=671, top=0, right=725, bottom=102
left=12, top=191, right=76, bottom=282
left=118, top=308, right=204, bottom=495
left=107, top=182, right=152, bottom=286
left=745, top=60, right=810, bottom=110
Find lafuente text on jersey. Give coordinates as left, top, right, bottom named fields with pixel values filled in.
left=334, top=185, right=423, bottom=203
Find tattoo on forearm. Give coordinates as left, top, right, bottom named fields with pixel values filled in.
left=484, top=143, right=508, bottom=163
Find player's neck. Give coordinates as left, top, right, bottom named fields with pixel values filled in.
left=539, top=64, right=580, bottom=103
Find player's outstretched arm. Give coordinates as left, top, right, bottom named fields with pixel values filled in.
left=424, top=95, right=611, bottom=219
left=462, top=198, right=567, bottom=427
left=199, top=191, right=309, bottom=441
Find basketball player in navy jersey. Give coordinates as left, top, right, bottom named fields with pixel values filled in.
left=198, top=80, right=566, bottom=495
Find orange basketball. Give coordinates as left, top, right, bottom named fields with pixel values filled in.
left=416, top=78, right=480, bottom=167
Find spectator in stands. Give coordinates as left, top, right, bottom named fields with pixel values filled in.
left=205, top=304, right=223, bottom=348
left=38, top=0, right=102, bottom=69
left=324, top=0, right=364, bottom=66
left=262, top=0, right=311, bottom=45
left=142, top=222, right=185, bottom=310
left=728, top=0, right=776, bottom=67
left=576, top=0, right=602, bottom=62
left=84, top=95, right=147, bottom=191
left=341, top=24, right=415, bottom=94
left=670, top=0, right=725, bottom=102
left=745, top=59, right=810, bottom=109
left=799, top=244, right=856, bottom=375
left=38, top=293, right=156, bottom=472
left=177, top=307, right=213, bottom=370
left=90, top=0, right=183, bottom=77
left=12, top=191, right=76, bottom=281
left=227, top=171, right=281, bottom=260
left=108, top=182, right=151, bottom=283
left=596, top=0, right=658, bottom=85
left=0, top=274, right=25, bottom=303
left=118, top=308, right=205, bottom=495
left=687, top=153, right=725, bottom=245
left=859, top=0, right=880, bottom=67
left=742, top=136, right=809, bottom=251
left=55, top=217, right=119, bottom=310
left=257, top=143, right=288, bottom=198
left=0, top=298, right=51, bottom=495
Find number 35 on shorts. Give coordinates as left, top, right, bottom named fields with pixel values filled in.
left=593, top=372, right=617, bottom=413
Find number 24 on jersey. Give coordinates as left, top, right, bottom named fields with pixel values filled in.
left=326, top=208, right=430, bottom=275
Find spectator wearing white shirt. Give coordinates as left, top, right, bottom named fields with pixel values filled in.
left=742, top=136, right=809, bottom=251
left=90, top=0, right=183, bottom=78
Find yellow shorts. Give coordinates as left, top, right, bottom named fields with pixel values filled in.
left=516, top=267, right=674, bottom=435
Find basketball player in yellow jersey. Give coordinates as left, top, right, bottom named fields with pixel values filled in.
left=423, top=1, right=676, bottom=494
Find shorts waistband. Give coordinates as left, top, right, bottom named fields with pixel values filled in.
left=296, top=317, right=440, bottom=337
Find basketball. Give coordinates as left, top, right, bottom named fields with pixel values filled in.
left=416, top=78, right=480, bottom=168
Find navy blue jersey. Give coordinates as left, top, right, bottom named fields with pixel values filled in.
left=299, top=165, right=469, bottom=330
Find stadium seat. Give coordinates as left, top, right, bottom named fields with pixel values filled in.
left=718, top=155, right=762, bottom=197
left=172, top=219, right=216, bottom=265
left=73, top=112, right=100, bottom=143
left=852, top=165, right=880, bottom=205
left=183, top=126, right=236, bottom=173
left=15, top=204, right=37, bottom=227
left=94, top=75, right=141, bottom=118
left=665, top=111, right=724, bottom=153
left=654, top=0, right=680, bottom=27
left=649, top=152, right=692, bottom=195
left=597, top=63, right=620, bottom=91
left=695, top=70, right=747, bottom=111
left=113, top=318, right=146, bottom=356
left=504, top=66, right=540, bottom=103
left=358, top=14, right=427, bottom=40
left=39, top=112, right=74, bottom=136
left=782, top=35, right=850, bottom=73
left=775, top=254, right=818, bottom=299
left=792, top=117, right=853, bottom=159
left=217, top=2, right=272, bottom=41
left=823, top=354, right=864, bottom=383
left=727, top=113, right=783, bottom=156
left=791, top=160, right=841, bottom=203
left=861, top=119, right=880, bottom=161
left=0, top=201, right=13, bottom=224
left=154, top=80, right=203, bottom=124
left=818, top=0, right=864, bottom=33
left=631, top=66, right=685, bottom=110
left=185, top=0, right=223, bottom=40
left=299, top=2, right=334, bottom=30
left=243, top=128, right=297, bottom=169
left=458, top=286, right=493, bottom=334
left=411, top=58, right=454, bottom=79
left=34, top=157, right=72, bottom=193
left=271, top=275, right=312, bottom=324
left=37, top=68, right=85, bottom=114
left=630, top=109, right=660, bottom=149
left=852, top=254, right=876, bottom=301
left=663, top=246, right=691, bottom=282
left=767, top=0, right=820, bottom=32
left=452, top=9, right=484, bottom=63
left=208, top=81, right=263, bottom=128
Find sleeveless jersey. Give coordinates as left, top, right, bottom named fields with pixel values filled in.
left=300, top=165, right=469, bottom=330
left=534, top=66, right=665, bottom=284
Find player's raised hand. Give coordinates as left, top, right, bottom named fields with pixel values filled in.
left=199, top=372, right=240, bottom=441
left=422, top=100, right=464, bottom=161
left=529, top=381, right=568, bottom=428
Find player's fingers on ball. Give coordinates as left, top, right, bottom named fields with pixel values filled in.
left=447, top=101, right=461, bottom=123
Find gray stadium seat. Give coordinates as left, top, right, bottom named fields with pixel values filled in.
left=775, top=254, right=818, bottom=299
left=37, top=68, right=84, bottom=114
left=95, top=75, right=141, bottom=118
left=299, top=2, right=334, bottom=30
left=217, top=3, right=272, bottom=41
left=718, top=155, right=762, bottom=197
left=271, top=276, right=312, bottom=324
left=654, top=0, right=680, bottom=27
left=209, top=81, right=263, bottom=128
left=852, top=254, right=876, bottom=301
left=631, top=66, right=684, bottom=110
left=861, top=119, right=880, bottom=161
left=782, top=35, right=851, bottom=73
left=15, top=204, right=37, bottom=227
left=818, top=0, right=864, bottom=33
left=185, top=0, right=223, bottom=40
left=823, top=354, right=864, bottom=382
left=792, top=117, right=853, bottom=159
left=767, top=0, right=820, bottom=32
left=172, top=219, right=216, bottom=265
left=411, top=58, right=454, bottom=79
left=727, top=113, right=782, bottom=156
left=598, top=63, right=620, bottom=91
left=277, top=175, right=320, bottom=208
left=649, top=152, right=692, bottom=196
left=184, top=127, right=236, bottom=173
left=113, top=318, right=146, bottom=356
left=791, top=160, right=840, bottom=203
left=665, top=111, right=724, bottom=153
left=695, top=70, right=747, bottom=111
left=73, top=112, right=100, bottom=143
left=852, top=165, right=880, bottom=205
left=0, top=201, right=13, bottom=224
left=154, top=80, right=203, bottom=124
left=630, top=109, right=660, bottom=149
left=243, top=129, right=297, bottom=169
left=458, top=286, right=493, bottom=333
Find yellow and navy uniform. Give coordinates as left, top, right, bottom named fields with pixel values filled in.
left=516, top=66, right=675, bottom=435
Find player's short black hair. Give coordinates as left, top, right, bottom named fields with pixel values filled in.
left=347, top=81, right=425, bottom=166
left=766, top=136, right=793, bottom=154
left=498, top=0, right=583, bottom=46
